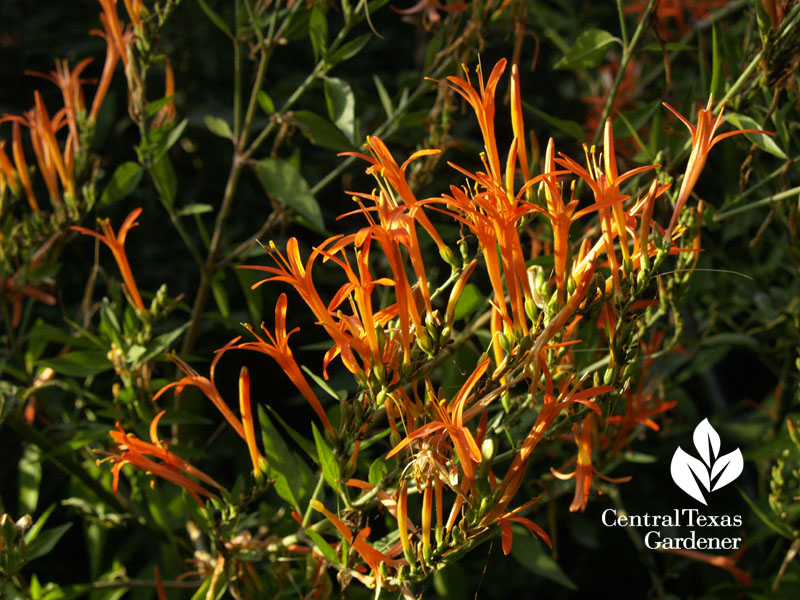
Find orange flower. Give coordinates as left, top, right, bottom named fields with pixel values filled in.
left=556, top=119, right=658, bottom=293
left=662, top=546, right=751, bottom=586
left=663, top=96, right=768, bottom=240
left=310, top=499, right=402, bottom=591
left=109, top=411, right=224, bottom=504
left=388, top=359, right=490, bottom=487
left=235, top=294, right=333, bottom=432
left=551, top=413, right=631, bottom=512
left=72, top=207, right=146, bottom=312
left=238, top=366, right=265, bottom=478
left=244, top=237, right=369, bottom=377
left=153, top=340, right=247, bottom=441
left=498, top=497, right=552, bottom=555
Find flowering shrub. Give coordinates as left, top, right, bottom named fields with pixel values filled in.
left=2, top=1, right=799, bottom=598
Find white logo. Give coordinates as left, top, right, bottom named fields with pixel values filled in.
left=670, top=419, right=743, bottom=505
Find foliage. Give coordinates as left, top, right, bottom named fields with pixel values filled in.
left=1, top=0, right=800, bottom=598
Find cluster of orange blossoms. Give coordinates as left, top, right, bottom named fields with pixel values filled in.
left=101, top=56, right=761, bottom=591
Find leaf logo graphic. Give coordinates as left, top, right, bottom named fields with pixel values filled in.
left=670, top=419, right=743, bottom=505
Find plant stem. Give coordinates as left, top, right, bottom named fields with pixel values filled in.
left=590, top=0, right=658, bottom=147
left=713, top=185, right=800, bottom=219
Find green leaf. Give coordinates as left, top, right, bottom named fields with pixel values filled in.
left=710, top=23, right=724, bottom=100
left=368, top=458, right=387, bottom=487
left=523, top=101, right=585, bottom=141
left=27, top=523, right=72, bottom=561
left=373, top=75, right=393, bottom=119
left=312, top=422, right=341, bottom=495
left=153, top=118, right=187, bottom=162
left=139, top=323, right=190, bottom=365
left=324, top=77, right=356, bottom=142
left=265, top=405, right=317, bottom=463
left=99, top=162, right=142, bottom=207
left=293, top=110, right=355, bottom=151
left=204, top=115, right=233, bottom=139
left=453, top=283, right=483, bottom=321
left=256, top=90, right=275, bottom=115
left=724, top=113, right=787, bottom=159
left=210, top=271, right=230, bottom=319
left=641, top=42, right=695, bottom=52
left=18, top=445, right=42, bottom=514
left=24, top=504, right=56, bottom=545
left=554, top=29, right=616, bottom=70
left=176, top=203, right=213, bottom=216
left=301, top=364, right=344, bottom=401
left=39, top=351, right=112, bottom=377
left=510, top=525, right=577, bottom=589
left=329, top=34, right=371, bottom=66
left=144, top=96, right=175, bottom=119
left=307, top=529, right=341, bottom=566
left=234, top=267, right=263, bottom=325
left=253, top=157, right=324, bottom=231
left=258, top=407, right=312, bottom=510
left=197, top=0, right=232, bottom=38
left=308, top=5, right=328, bottom=62
left=150, top=154, right=177, bottom=208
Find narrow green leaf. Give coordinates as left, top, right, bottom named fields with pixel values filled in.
left=196, top=0, right=233, bottom=39
left=523, top=101, right=585, bottom=141
left=641, top=42, right=695, bottom=52
left=265, top=404, right=317, bottom=463
left=301, top=364, right=344, bottom=401
left=259, top=406, right=312, bottom=510
left=176, top=203, right=213, bottom=216
left=312, top=422, right=341, bottom=495
left=368, top=458, right=387, bottom=487
left=18, top=445, right=42, bottom=514
left=27, top=523, right=72, bottom=561
left=256, top=90, right=275, bottom=115
left=24, top=504, right=56, bottom=545
left=293, top=110, right=355, bottom=151
left=725, top=113, right=787, bottom=159
left=150, top=154, right=177, bottom=208
left=204, top=115, right=233, bottom=139
left=511, top=525, right=577, bottom=589
left=153, top=118, right=187, bottom=162
left=710, top=23, right=724, bottom=100
left=554, top=29, right=616, bottom=70
left=99, top=162, right=142, bottom=207
left=453, top=283, right=483, bottom=321
left=139, top=323, right=190, bottom=365
left=308, top=5, right=328, bottom=62
left=373, top=74, right=393, bottom=119
left=39, top=351, right=112, bottom=377
left=253, top=157, right=325, bottom=231
left=210, top=271, right=230, bottom=318
left=307, top=529, right=341, bottom=566
left=324, top=77, right=356, bottom=142
left=329, top=34, right=371, bottom=66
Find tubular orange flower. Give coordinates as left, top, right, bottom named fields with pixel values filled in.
left=238, top=366, right=265, bottom=478
left=662, top=546, right=751, bottom=586
left=310, top=499, right=402, bottom=579
left=551, top=413, right=631, bottom=512
left=243, top=237, right=369, bottom=377
left=498, top=497, right=552, bottom=555
left=663, top=95, right=768, bottom=240
left=556, top=119, right=658, bottom=292
left=235, top=293, right=333, bottom=432
left=109, top=411, right=224, bottom=505
left=154, top=341, right=247, bottom=441
left=388, top=359, right=489, bottom=488
left=72, top=207, right=146, bottom=312
left=11, top=121, right=38, bottom=211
